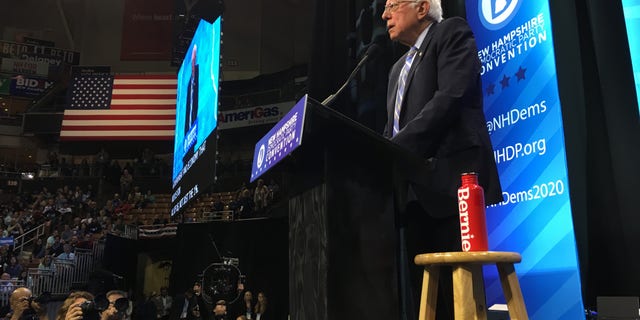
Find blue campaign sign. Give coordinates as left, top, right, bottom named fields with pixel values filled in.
left=10, top=77, right=54, bottom=97
left=0, top=237, right=14, bottom=246
left=250, top=95, right=308, bottom=182
left=466, top=1, right=584, bottom=319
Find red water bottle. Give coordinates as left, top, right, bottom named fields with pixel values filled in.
left=457, top=172, right=489, bottom=251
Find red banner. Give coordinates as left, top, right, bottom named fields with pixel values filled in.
left=120, top=0, right=174, bottom=61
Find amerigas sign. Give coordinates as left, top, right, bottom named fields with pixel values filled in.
left=218, top=101, right=294, bottom=130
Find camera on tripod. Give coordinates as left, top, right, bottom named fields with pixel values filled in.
left=200, top=256, right=245, bottom=305
left=78, top=296, right=129, bottom=320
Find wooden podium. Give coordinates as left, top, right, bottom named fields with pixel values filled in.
left=252, top=96, right=432, bottom=320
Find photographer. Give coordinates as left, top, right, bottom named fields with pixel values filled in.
left=99, top=291, right=128, bottom=320
left=56, top=290, right=129, bottom=320
left=3, top=287, right=45, bottom=320
left=56, top=291, right=94, bottom=320
left=191, top=282, right=209, bottom=320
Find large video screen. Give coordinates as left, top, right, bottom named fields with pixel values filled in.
left=622, top=0, right=640, bottom=114
left=171, top=17, right=221, bottom=215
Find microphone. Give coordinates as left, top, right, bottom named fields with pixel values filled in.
left=321, top=43, right=381, bottom=106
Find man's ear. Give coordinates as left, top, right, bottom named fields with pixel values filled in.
left=417, top=1, right=430, bottom=20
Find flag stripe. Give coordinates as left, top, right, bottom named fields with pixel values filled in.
left=115, top=74, right=176, bottom=79
left=62, top=120, right=174, bottom=125
left=110, top=99, right=175, bottom=105
left=61, top=74, right=177, bottom=141
left=61, top=130, right=174, bottom=136
left=64, top=109, right=174, bottom=115
left=60, top=125, right=174, bottom=131
left=113, top=84, right=177, bottom=90
left=115, top=79, right=177, bottom=85
left=110, top=104, right=176, bottom=110
left=62, top=114, right=174, bottom=120
left=112, top=89, right=176, bottom=95
left=111, top=94, right=176, bottom=100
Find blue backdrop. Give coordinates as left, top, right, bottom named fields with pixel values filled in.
left=465, top=1, right=585, bottom=318
left=622, top=0, right=640, bottom=115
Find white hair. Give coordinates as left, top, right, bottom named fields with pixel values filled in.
left=415, top=0, right=443, bottom=22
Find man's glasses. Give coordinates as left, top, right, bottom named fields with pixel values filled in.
left=383, top=1, right=417, bottom=13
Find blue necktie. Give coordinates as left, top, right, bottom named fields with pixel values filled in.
left=393, top=47, right=418, bottom=136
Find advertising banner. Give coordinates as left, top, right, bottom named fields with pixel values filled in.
left=465, top=1, right=584, bottom=319
left=218, top=101, right=295, bottom=130
left=120, top=0, right=174, bottom=60
left=0, top=40, right=80, bottom=65
left=23, top=37, right=55, bottom=47
left=0, top=58, right=49, bottom=77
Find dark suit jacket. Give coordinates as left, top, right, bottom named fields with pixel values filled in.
left=185, top=65, right=199, bottom=135
left=384, top=17, right=502, bottom=218
left=171, top=294, right=208, bottom=320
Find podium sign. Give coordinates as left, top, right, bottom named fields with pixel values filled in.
left=250, top=95, right=308, bottom=182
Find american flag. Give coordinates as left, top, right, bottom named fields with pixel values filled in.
left=60, top=74, right=176, bottom=141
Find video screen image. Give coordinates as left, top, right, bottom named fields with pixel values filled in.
left=622, top=0, right=640, bottom=114
left=171, top=17, right=222, bottom=215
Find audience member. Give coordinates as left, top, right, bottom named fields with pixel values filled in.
left=192, top=282, right=208, bottom=320
left=212, top=300, right=227, bottom=320
left=267, top=180, right=279, bottom=203
left=31, top=238, right=45, bottom=259
left=16, top=270, right=30, bottom=288
left=235, top=190, right=254, bottom=219
left=143, top=190, right=155, bottom=208
left=50, top=236, right=63, bottom=256
left=241, top=291, right=253, bottom=320
left=5, top=257, right=23, bottom=279
left=0, top=273, right=14, bottom=293
left=56, top=244, right=75, bottom=261
left=253, top=292, right=269, bottom=320
left=210, top=195, right=224, bottom=212
left=46, top=230, right=58, bottom=248
left=253, top=180, right=269, bottom=213
left=96, top=148, right=110, bottom=176
left=119, top=170, right=133, bottom=199
left=5, top=287, right=44, bottom=320
left=38, top=255, right=55, bottom=273
left=152, top=286, right=172, bottom=320
left=56, top=290, right=95, bottom=320
left=171, top=287, right=203, bottom=320
left=101, top=290, right=129, bottom=320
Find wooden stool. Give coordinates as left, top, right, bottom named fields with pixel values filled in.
left=414, top=251, right=528, bottom=320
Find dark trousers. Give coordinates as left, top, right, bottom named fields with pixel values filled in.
left=398, top=201, right=461, bottom=320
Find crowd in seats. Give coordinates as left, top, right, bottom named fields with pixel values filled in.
left=167, top=281, right=272, bottom=320
left=0, top=184, right=104, bottom=310
left=229, top=178, right=280, bottom=219
left=0, top=160, right=172, bottom=290
left=37, top=147, right=170, bottom=179
left=175, top=178, right=281, bottom=223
